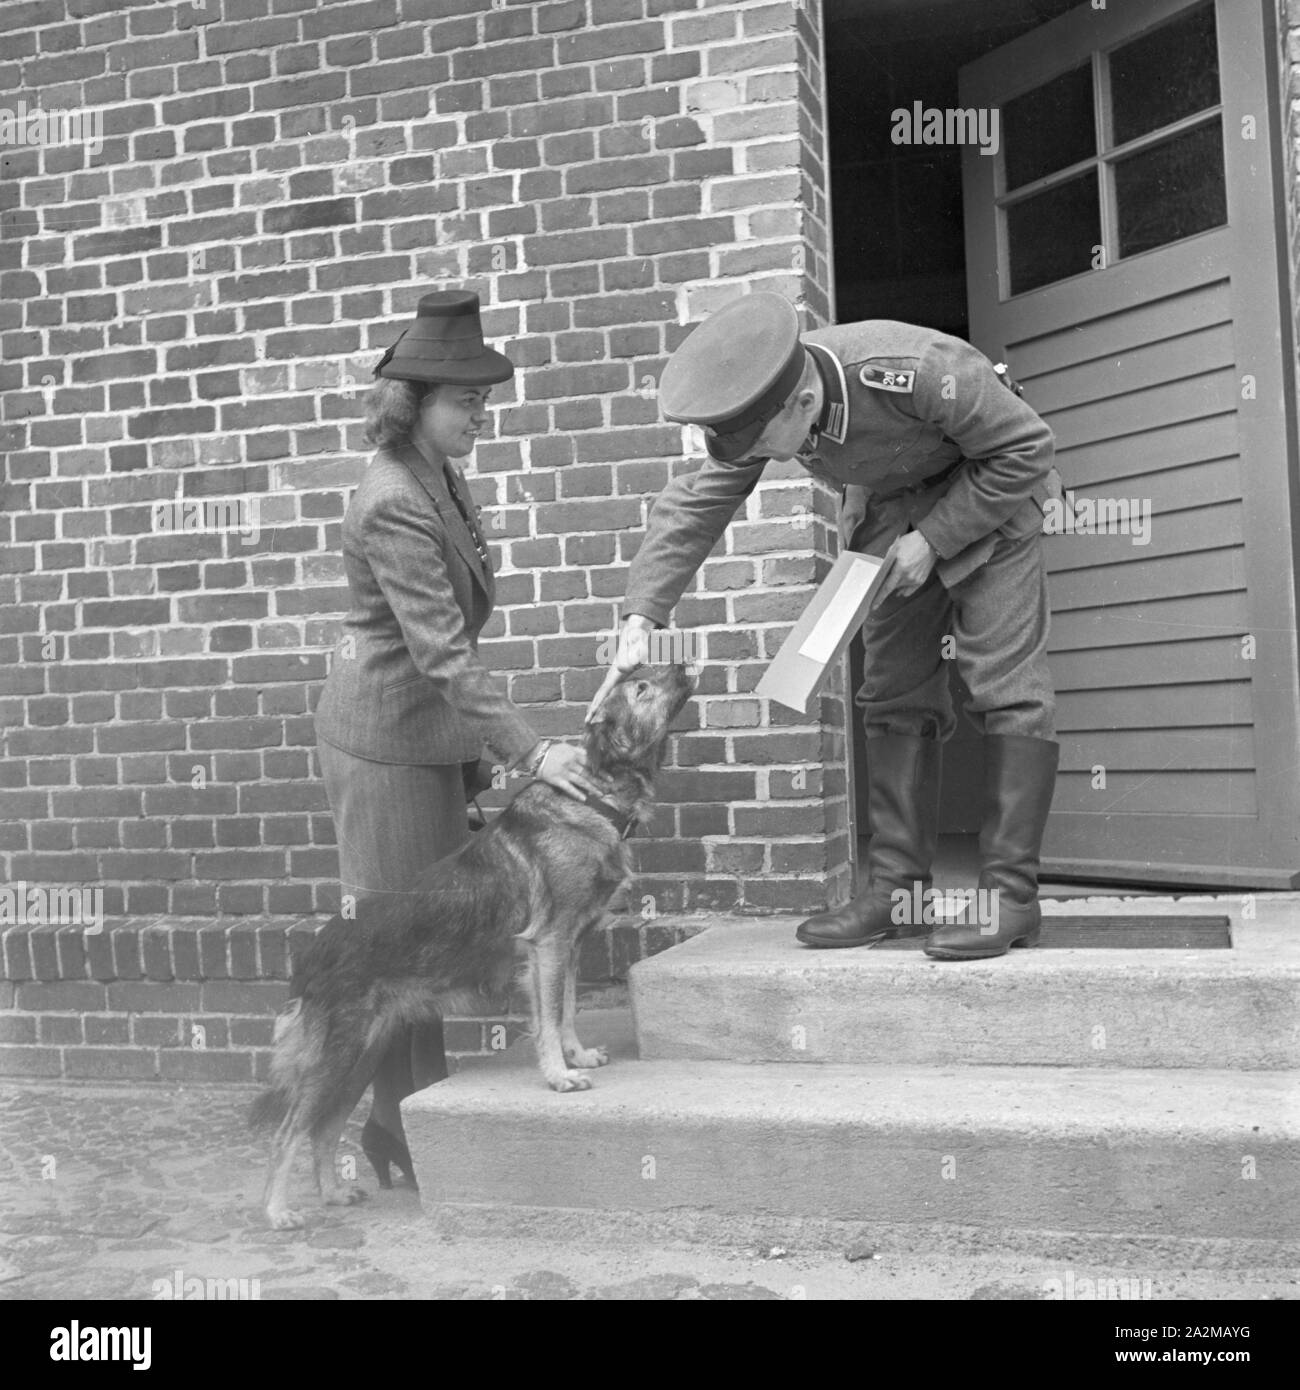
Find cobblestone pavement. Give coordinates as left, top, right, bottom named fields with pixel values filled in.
left=2, top=1081, right=1296, bottom=1302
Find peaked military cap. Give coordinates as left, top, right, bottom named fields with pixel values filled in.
left=373, top=289, right=515, bottom=385
left=659, top=292, right=806, bottom=462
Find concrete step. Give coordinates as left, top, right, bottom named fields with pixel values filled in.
left=628, top=901, right=1300, bottom=1069
left=405, top=1009, right=1300, bottom=1252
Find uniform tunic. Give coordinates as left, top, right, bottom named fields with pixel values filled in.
left=624, top=320, right=1061, bottom=741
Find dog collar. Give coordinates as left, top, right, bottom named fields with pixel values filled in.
left=523, top=782, right=637, bottom=839
left=580, top=790, right=637, bottom=839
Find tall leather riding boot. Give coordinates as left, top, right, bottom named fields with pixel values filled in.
left=796, top=734, right=941, bottom=947
left=924, top=734, right=1060, bottom=960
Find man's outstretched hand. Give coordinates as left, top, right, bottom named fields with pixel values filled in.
left=585, top=614, right=655, bottom=722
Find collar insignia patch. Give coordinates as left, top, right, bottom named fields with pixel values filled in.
left=806, top=341, right=849, bottom=445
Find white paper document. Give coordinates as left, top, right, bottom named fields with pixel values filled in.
left=797, top=556, right=884, bottom=663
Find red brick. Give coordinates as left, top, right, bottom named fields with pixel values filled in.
left=524, top=363, right=628, bottom=400
left=184, top=1017, right=230, bottom=1048
left=453, top=37, right=555, bottom=80
left=139, top=925, right=174, bottom=981
left=52, top=922, right=88, bottom=978
left=195, top=925, right=229, bottom=978
left=15, top=981, right=107, bottom=1011
left=538, top=0, right=587, bottom=33
left=131, top=1015, right=182, bottom=1046
left=565, top=155, right=671, bottom=193
left=105, top=981, right=202, bottom=1012
left=39, top=1014, right=84, bottom=1044
left=64, top=1047, right=159, bottom=1080
left=574, top=426, right=682, bottom=462
left=160, top=1050, right=253, bottom=1081
left=520, top=227, right=629, bottom=267
left=254, top=925, right=291, bottom=979
left=28, top=927, right=60, bottom=981
left=595, top=59, right=649, bottom=94
left=228, top=924, right=260, bottom=979
left=0, top=1046, right=62, bottom=1078
left=0, top=1015, right=37, bottom=1043
left=631, top=216, right=733, bottom=255
left=557, top=21, right=664, bottom=63
left=85, top=1016, right=131, bottom=1045
left=231, top=1016, right=275, bottom=1046
left=511, top=95, right=611, bottom=138
left=200, top=980, right=290, bottom=1013
left=287, top=922, right=323, bottom=976
left=540, top=65, right=590, bottom=99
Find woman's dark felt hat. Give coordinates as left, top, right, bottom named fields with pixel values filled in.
left=373, top=290, right=515, bottom=385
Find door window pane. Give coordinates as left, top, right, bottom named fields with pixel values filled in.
left=1003, top=63, right=1095, bottom=191
left=1115, top=118, right=1226, bottom=257
left=1006, top=171, right=1101, bottom=294
left=1110, top=2, right=1220, bottom=147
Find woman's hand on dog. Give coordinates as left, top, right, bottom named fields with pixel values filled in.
left=535, top=743, right=611, bottom=802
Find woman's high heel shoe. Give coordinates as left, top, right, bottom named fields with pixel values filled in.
left=360, top=1117, right=418, bottom=1190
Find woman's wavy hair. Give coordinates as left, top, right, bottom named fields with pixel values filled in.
left=363, top=377, right=431, bottom=450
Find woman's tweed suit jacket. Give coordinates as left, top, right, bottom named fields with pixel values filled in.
left=314, top=442, right=538, bottom=768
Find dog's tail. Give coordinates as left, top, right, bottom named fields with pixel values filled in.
left=247, top=997, right=316, bottom=1131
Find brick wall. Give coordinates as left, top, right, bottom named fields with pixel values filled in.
left=0, top=912, right=667, bottom=1080
left=0, top=0, right=849, bottom=927
left=0, top=916, right=313, bottom=1082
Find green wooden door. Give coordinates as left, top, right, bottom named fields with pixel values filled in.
left=960, top=0, right=1300, bottom=887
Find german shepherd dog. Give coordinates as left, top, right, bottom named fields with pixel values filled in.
left=250, top=663, right=694, bottom=1229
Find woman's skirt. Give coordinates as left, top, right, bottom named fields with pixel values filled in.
left=316, top=739, right=470, bottom=906
left=315, top=740, right=471, bottom=1093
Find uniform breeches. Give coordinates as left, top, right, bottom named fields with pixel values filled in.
left=853, top=523, right=1056, bottom=742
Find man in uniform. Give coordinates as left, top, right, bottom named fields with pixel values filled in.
left=588, top=291, right=1063, bottom=961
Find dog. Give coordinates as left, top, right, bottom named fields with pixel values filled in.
left=250, top=662, right=694, bottom=1229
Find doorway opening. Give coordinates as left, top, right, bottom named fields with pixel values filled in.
left=825, top=0, right=1154, bottom=897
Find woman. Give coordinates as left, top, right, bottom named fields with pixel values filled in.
left=314, top=289, right=604, bottom=1187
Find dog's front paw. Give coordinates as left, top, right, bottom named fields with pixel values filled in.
left=267, top=1206, right=305, bottom=1230
left=548, top=1070, right=594, bottom=1093
left=564, top=1045, right=609, bottom=1069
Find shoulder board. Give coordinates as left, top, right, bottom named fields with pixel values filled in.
left=858, top=364, right=916, bottom=393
